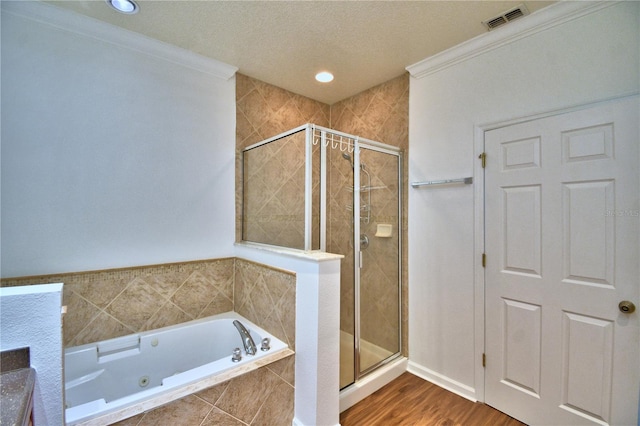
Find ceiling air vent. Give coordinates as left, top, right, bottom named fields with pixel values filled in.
left=482, top=4, right=529, bottom=31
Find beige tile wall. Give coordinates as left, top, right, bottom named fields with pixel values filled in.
left=1, top=259, right=234, bottom=346
left=242, top=131, right=309, bottom=249
left=330, top=74, right=409, bottom=356
left=1, top=258, right=295, bottom=349
left=237, top=73, right=409, bottom=357
left=235, top=73, right=330, bottom=243
left=112, top=355, right=294, bottom=426
left=234, top=258, right=296, bottom=351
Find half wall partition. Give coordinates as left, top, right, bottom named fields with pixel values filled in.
left=242, top=124, right=402, bottom=390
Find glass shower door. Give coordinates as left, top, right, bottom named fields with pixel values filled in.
left=327, top=146, right=356, bottom=389
left=356, top=147, right=401, bottom=375
left=325, top=130, right=401, bottom=390
left=242, top=125, right=401, bottom=392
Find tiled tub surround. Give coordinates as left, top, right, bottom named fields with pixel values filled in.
left=110, top=358, right=295, bottom=426
left=1, top=258, right=296, bottom=425
left=65, top=313, right=293, bottom=425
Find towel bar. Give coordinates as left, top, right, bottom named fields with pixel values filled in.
left=411, top=177, right=473, bottom=188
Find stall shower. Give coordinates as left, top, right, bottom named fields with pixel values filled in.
left=242, top=124, right=402, bottom=390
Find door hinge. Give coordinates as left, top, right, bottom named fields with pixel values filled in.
left=482, top=353, right=486, bottom=367
left=482, top=253, right=486, bottom=268
left=479, top=152, right=486, bottom=168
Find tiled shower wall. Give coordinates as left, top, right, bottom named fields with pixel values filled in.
left=242, top=131, right=321, bottom=249
left=331, top=75, right=409, bottom=355
left=328, top=146, right=402, bottom=353
left=236, top=73, right=330, bottom=243
left=243, top=132, right=306, bottom=248
left=236, top=73, right=409, bottom=356
left=0, top=258, right=296, bottom=425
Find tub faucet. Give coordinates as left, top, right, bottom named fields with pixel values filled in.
left=233, top=320, right=257, bottom=356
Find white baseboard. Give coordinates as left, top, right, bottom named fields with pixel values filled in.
left=407, top=361, right=478, bottom=402
left=292, top=418, right=340, bottom=426
left=339, top=357, right=408, bottom=413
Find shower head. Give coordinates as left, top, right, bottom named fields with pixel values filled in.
left=342, top=152, right=354, bottom=168
left=340, top=152, right=365, bottom=170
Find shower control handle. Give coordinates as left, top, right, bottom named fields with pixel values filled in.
left=360, top=234, right=369, bottom=250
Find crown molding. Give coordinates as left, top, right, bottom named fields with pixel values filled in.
left=1, top=0, right=238, bottom=80
left=406, top=1, right=618, bottom=79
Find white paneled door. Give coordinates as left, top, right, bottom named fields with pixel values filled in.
left=484, top=96, right=639, bottom=425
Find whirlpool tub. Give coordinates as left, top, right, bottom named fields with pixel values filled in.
left=64, top=311, right=292, bottom=425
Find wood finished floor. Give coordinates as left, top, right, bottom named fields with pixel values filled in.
left=340, top=373, right=526, bottom=426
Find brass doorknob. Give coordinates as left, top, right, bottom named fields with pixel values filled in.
left=619, top=301, right=636, bottom=314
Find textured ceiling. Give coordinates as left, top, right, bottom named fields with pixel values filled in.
left=47, top=0, right=554, bottom=104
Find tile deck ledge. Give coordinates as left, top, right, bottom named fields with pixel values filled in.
left=235, top=242, right=344, bottom=262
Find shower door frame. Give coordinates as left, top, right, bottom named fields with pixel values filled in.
left=242, top=124, right=316, bottom=250
left=242, top=124, right=403, bottom=387
left=350, top=140, right=403, bottom=385
left=311, top=124, right=403, bottom=388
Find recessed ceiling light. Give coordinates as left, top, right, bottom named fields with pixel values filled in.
left=107, top=0, right=139, bottom=14
left=315, top=71, right=334, bottom=83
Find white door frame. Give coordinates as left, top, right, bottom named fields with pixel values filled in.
left=472, top=93, right=639, bottom=406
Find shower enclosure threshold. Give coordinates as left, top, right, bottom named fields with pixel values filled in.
left=339, top=356, right=408, bottom=412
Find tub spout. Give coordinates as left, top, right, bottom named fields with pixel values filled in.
left=233, top=320, right=256, bottom=356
